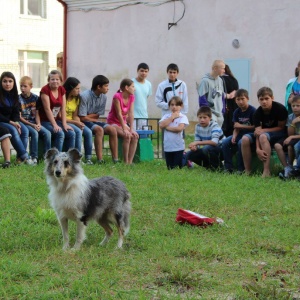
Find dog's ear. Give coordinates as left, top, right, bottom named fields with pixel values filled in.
left=45, top=148, right=59, bottom=161
left=68, top=148, right=82, bottom=163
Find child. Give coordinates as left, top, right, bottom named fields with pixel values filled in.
left=63, top=77, right=94, bottom=164
left=159, top=96, right=189, bottom=169
left=0, top=125, right=11, bottom=168
left=155, top=63, right=188, bottom=116
left=19, top=76, right=51, bottom=163
left=275, top=95, right=300, bottom=179
left=132, top=63, right=152, bottom=130
left=241, top=87, right=288, bottom=177
left=107, top=79, right=139, bottom=164
left=78, top=75, right=119, bottom=163
left=39, top=70, right=75, bottom=152
left=222, top=89, right=256, bottom=173
left=186, top=106, right=224, bottom=169
left=0, top=71, right=33, bottom=165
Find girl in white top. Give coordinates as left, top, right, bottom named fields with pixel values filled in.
left=159, top=96, right=189, bottom=169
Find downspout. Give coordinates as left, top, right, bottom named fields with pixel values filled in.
left=57, top=0, right=67, bottom=79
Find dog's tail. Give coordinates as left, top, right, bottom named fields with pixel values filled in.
left=123, top=192, right=131, bottom=236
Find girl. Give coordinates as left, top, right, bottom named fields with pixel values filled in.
left=159, top=96, right=189, bottom=169
left=39, top=70, right=75, bottom=152
left=107, top=79, right=139, bottom=164
left=63, top=77, right=94, bottom=164
left=0, top=71, right=33, bottom=165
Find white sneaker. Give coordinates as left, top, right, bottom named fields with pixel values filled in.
left=86, top=159, right=93, bottom=165
left=24, top=157, right=35, bottom=166
left=32, top=158, right=38, bottom=165
left=284, top=165, right=292, bottom=178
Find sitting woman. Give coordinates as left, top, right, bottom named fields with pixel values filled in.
left=63, top=77, right=94, bottom=164
left=0, top=125, right=12, bottom=168
left=107, top=79, right=139, bottom=164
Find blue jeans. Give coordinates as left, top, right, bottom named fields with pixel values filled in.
left=222, top=135, right=244, bottom=171
left=24, top=123, right=52, bottom=158
left=67, top=124, right=93, bottom=159
left=0, top=122, right=29, bottom=160
left=41, top=121, right=75, bottom=152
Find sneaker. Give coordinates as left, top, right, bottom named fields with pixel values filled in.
left=97, top=159, right=105, bottom=165
left=187, top=160, right=194, bottom=168
left=2, top=161, right=11, bottom=169
left=279, top=172, right=287, bottom=181
left=24, top=157, right=35, bottom=166
left=289, top=168, right=300, bottom=177
left=86, top=159, right=94, bottom=165
left=113, top=159, right=121, bottom=164
left=223, top=169, right=233, bottom=174
left=32, top=158, right=38, bottom=165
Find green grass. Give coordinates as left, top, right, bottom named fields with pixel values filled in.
left=0, top=159, right=299, bottom=299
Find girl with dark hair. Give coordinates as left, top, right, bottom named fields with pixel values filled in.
left=221, top=64, right=239, bottom=136
left=0, top=71, right=33, bottom=164
left=63, top=77, right=93, bottom=164
left=107, top=79, right=139, bottom=164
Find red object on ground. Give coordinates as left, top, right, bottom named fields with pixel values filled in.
left=176, top=208, right=221, bottom=227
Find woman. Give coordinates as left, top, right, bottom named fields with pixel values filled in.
left=285, top=60, right=300, bottom=114
left=39, top=70, right=75, bottom=152
left=0, top=71, right=33, bottom=165
left=107, top=79, right=139, bottom=164
left=221, top=64, right=239, bottom=137
left=63, top=77, right=94, bottom=164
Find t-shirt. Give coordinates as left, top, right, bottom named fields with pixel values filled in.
left=107, top=92, right=134, bottom=126
left=39, top=85, right=66, bottom=122
left=19, top=93, right=39, bottom=123
left=159, top=112, right=189, bottom=152
left=78, top=89, right=107, bottom=117
left=287, top=113, right=300, bottom=135
left=66, top=97, right=80, bottom=120
left=254, top=101, right=288, bottom=128
left=132, top=78, right=152, bottom=119
left=232, top=104, right=256, bottom=135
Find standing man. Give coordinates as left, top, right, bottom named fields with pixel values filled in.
left=132, top=63, right=152, bottom=130
left=198, top=59, right=234, bottom=127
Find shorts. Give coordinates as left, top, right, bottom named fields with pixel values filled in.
left=84, top=121, right=109, bottom=132
left=244, top=131, right=286, bottom=146
left=276, top=137, right=300, bottom=150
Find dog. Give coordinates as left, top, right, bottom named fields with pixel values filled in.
left=44, top=148, right=131, bottom=250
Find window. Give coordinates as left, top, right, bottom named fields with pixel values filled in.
left=18, top=51, right=48, bottom=91
left=20, top=0, right=47, bottom=18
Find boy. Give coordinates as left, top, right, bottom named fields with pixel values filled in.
left=19, top=76, right=51, bottom=163
left=159, top=96, right=189, bottom=169
left=222, top=89, right=256, bottom=173
left=132, top=63, right=152, bottom=130
left=186, top=106, right=224, bottom=169
left=78, top=75, right=119, bottom=164
left=275, top=95, right=300, bottom=179
left=155, top=63, right=188, bottom=116
left=241, top=87, right=288, bottom=177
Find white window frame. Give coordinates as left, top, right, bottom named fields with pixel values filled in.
left=20, top=0, right=47, bottom=19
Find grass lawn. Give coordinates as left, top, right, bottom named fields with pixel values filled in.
left=0, top=158, right=299, bottom=299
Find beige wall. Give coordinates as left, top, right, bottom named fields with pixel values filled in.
left=65, top=0, right=300, bottom=121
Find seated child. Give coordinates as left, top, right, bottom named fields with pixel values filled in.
left=222, top=89, right=256, bottom=173
left=19, top=76, right=51, bottom=163
left=0, top=125, right=11, bottom=168
left=241, top=87, right=288, bottom=177
left=185, top=106, right=224, bottom=169
left=159, top=96, right=189, bottom=169
left=275, top=95, right=300, bottom=179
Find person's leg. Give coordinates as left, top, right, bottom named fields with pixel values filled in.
left=203, top=145, right=222, bottom=169
left=258, top=134, right=272, bottom=177
left=56, top=121, right=75, bottom=151
left=38, top=126, right=52, bottom=154
left=42, top=121, right=64, bottom=152
left=104, top=125, right=119, bottom=161
left=67, top=123, right=82, bottom=152
left=1, top=137, right=11, bottom=163
left=128, top=134, right=139, bottom=164
left=164, top=151, right=172, bottom=169
left=92, top=125, right=104, bottom=161
left=26, top=125, right=39, bottom=159
left=82, top=126, right=93, bottom=161
left=19, top=122, right=29, bottom=151
left=173, top=150, right=184, bottom=169
left=274, top=141, right=288, bottom=168
left=0, top=122, right=28, bottom=160
left=237, top=138, right=245, bottom=172
left=222, top=135, right=235, bottom=171
left=241, top=134, right=254, bottom=175
left=189, top=149, right=206, bottom=167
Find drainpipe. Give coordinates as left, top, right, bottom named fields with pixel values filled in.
left=57, top=0, right=67, bottom=79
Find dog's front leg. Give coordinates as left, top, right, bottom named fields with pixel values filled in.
left=59, top=217, right=70, bottom=250
left=72, top=220, right=86, bottom=250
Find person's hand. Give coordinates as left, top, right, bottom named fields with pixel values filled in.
left=130, top=130, right=139, bottom=139
left=171, top=112, right=180, bottom=121
left=231, top=136, right=236, bottom=144
left=34, top=124, right=41, bottom=131
left=256, top=149, right=268, bottom=161
left=292, top=116, right=300, bottom=124
left=189, top=142, right=198, bottom=151
left=53, top=124, right=62, bottom=133
left=64, top=124, right=74, bottom=132
left=283, top=136, right=293, bottom=145
left=254, top=128, right=264, bottom=137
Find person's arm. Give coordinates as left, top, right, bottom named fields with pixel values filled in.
left=234, top=122, right=255, bottom=130
left=198, top=80, right=209, bottom=107
left=67, top=107, right=85, bottom=129
left=189, top=140, right=217, bottom=147
left=166, top=123, right=185, bottom=133
left=181, top=82, right=188, bottom=114
left=40, top=93, right=61, bottom=132
left=159, top=112, right=180, bottom=129
left=231, top=127, right=240, bottom=143
left=255, top=120, right=286, bottom=136
left=155, top=84, right=169, bottom=111
left=60, top=95, right=73, bottom=131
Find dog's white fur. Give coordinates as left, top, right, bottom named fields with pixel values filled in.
left=45, top=148, right=131, bottom=250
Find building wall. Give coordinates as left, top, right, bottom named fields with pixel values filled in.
left=64, top=0, right=300, bottom=121
left=0, top=0, right=63, bottom=92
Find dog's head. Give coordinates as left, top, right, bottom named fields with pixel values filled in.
left=44, top=148, right=83, bottom=180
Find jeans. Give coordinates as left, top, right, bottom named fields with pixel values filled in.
left=24, top=123, right=52, bottom=158
left=189, top=145, right=223, bottom=169
left=41, top=121, right=75, bottom=152
left=0, top=122, right=29, bottom=160
left=222, top=135, right=244, bottom=171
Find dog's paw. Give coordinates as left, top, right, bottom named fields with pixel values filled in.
left=62, top=244, right=70, bottom=251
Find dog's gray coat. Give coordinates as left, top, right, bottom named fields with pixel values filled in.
left=44, top=148, right=131, bottom=250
